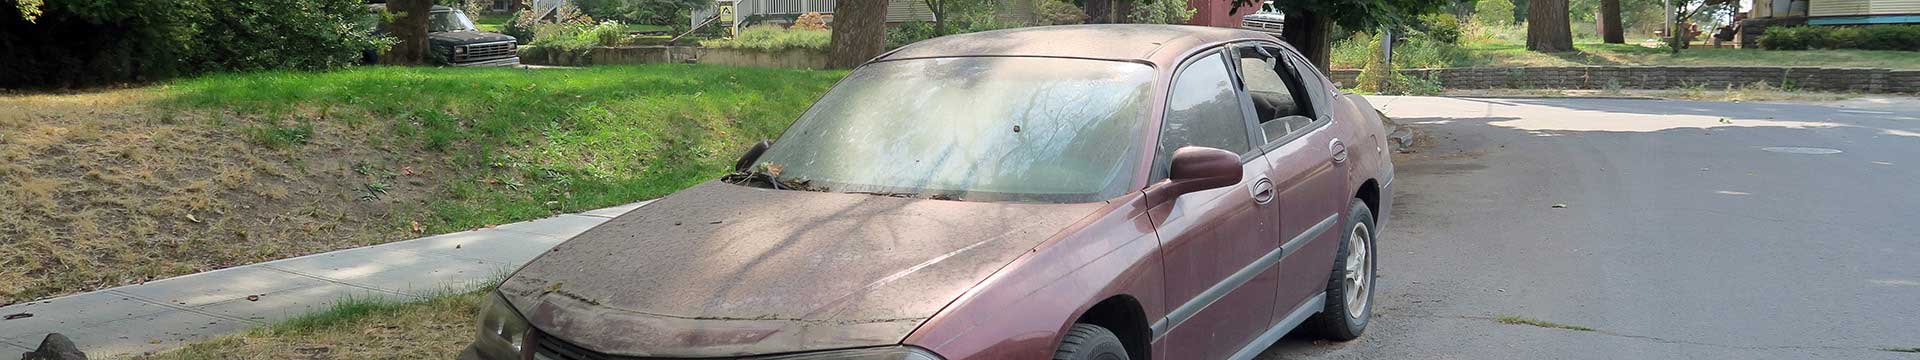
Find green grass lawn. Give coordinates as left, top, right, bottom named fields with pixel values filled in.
left=473, top=14, right=510, bottom=33
left=1332, top=25, right=1920, bottom=70
left=0, top=64, right=844, bottom=304
left=163, top=64, right=845, bottom=237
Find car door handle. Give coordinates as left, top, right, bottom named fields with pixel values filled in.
left=1250, top=178, right=1275, bottom=204
left=1330, top=138, right=1349, bottom=164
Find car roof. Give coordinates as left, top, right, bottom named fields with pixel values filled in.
left=876, top=24, right=1282, bottom=66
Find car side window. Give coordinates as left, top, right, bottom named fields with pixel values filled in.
left=1153, top=51, right=1255, bottom=182
left=1282, top=50, right=1333, bottom=120
left=1232, top=43, right=1320, bottom=145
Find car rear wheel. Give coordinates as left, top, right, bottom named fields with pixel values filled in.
left=1304, top=199, right=1376, bottom=341
left=1053, top=323, right=1129, bottom=360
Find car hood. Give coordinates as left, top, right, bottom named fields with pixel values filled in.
left=429, top=30, right=514, bottom=45
left=498, top=181, right=1104, bottom=357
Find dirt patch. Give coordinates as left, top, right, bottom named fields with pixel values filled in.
left=0, top=90, right=459, bottom=305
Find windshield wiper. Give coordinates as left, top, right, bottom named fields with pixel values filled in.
left=845, top=191, right=960, bottom=201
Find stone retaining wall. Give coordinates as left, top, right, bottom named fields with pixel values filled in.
left=524, top=46, right=829, bottom=69
left=1329, top=66, right=1920, bottom=93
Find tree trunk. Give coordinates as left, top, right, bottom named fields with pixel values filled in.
left=1599, top=0, right=1624, bottom=43
left=1114, top=0, right=1135, bottom=23
left=1084, top=0, right=1112, bottom=23
left=1279, top=10, right=1333, bottom=73
left=1525, top=0, right=1575, bottom=52
left=828, top=0, right=890, bottom=69
left=383, top=0, right=433, bottom=65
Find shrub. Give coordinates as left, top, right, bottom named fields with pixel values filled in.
left=530, top=20, right=632, bottom=51
left=1761, top=25, right=1920, bottom=51
left=2, top=0, right=389, bottom=88
left=1036, top=0, right=1086, bottom=25
left=888, top=21, right=944, bottom=49
left=701, top=25, right=831, bottom=51
left=1128, top=0, right=1197, bottom=24
left=1419, top=12, right=1462, bottom=44
left=1473, top=0, right=1516, bottom=26
left=1355, top=34, right=1397, bottom=93
left=884, top=18, right=1022, bottom=49
left=1331, top=32, right=1470, bottom=69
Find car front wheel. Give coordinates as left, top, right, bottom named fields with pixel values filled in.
left=1304, top=198, right=1376, bottom=340
left=1053, top=323, right=1129, bottom=360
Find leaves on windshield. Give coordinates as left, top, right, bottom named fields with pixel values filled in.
left=722, top=162, right=823, bottom=191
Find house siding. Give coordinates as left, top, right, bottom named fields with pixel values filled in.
left=1812, top=0, right=1920, bottom=16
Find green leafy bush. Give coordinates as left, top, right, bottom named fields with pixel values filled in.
left=1419, top=12, right=1462, bottom=44
left=1127, top=0, right=1197, bottom=24
left=702, top=25, right=831, bottom=51
left=3, top=0, right=389, bottom=88
left=885, top=19, right=1021, bottom=49
left=1473, top=0, right=1516, bottom=26
left=1761, top=25, right=1920, bottom=51
left=530, top=20, right=632, bottom=51
left=1332, top=32, right=1472, bottom=69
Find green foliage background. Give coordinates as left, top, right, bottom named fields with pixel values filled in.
left=3, top=0, right=389, bottom=88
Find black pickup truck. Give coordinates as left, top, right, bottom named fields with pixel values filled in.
left=366, top=4, right=520, bottom=67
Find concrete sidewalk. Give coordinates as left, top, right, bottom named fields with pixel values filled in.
left=0, top=201, right=652, bottom=357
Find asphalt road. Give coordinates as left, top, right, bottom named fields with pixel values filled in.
left=1256, top=96, right=1920, bottom=359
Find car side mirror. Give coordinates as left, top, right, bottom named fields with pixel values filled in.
left=1147, top=147, right=1243, bottom=206
left=733, top=140, right=771, bottom=172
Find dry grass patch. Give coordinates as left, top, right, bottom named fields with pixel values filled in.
left=2, top=65, right=843, bottom=305
left=0, top=90, right=454, bottom=304
left=139, top=290, right=484, bottom=360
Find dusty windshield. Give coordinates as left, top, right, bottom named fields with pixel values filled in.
left=429, top=10, right=477, bottom=32
left=753, top=57, right=1154, bottom=203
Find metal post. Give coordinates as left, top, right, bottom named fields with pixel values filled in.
left=1381, top=27, right=1394, bottom=67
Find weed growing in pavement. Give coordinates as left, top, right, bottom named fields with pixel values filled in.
left=1494, top=315, right=1597, bottom=332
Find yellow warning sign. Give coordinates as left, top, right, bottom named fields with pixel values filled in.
left=717, top=5, right=736, bottom=24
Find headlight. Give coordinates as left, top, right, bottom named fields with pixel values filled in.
left=454, top=46, right=468, bottom=54
left=753, top=346, right=944, bottom=360
left=471, top=293, right=532, bottom=359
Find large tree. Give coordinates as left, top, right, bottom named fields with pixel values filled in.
left=1525, top=0, right=1574, bottom=52
left=828, top=0, right=890, bottom=69
left=1598, top=0, right=1624, bottom=43
left=383, top=0, right=434, bottom=65
left=1231, top=0, right=1444, bottom=72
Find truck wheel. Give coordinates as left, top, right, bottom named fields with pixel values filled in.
left=1053, top=323, right=1129, bottom=360
left=1304, top=199, right=1376, bottom=341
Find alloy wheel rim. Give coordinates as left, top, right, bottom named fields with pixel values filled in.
left=1343, top=222, right=1372, bottom=319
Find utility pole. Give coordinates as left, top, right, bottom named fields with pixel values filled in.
left=1665, top=0, right=1678, bottom=54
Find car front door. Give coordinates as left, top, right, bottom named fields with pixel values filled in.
left=1232, top=42, right=1350, bottom=318
left=1145, top=49, right=1280, bottom=360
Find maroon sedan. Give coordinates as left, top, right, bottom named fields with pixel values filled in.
left=465, top=24, right=1394, bottom=360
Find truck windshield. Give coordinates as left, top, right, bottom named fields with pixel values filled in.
left=429, top=10, right=477, bottom=32
left=754, top=57, right=1155, bottom=203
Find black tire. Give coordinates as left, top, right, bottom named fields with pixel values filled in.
left=1053, top=323, right=1130, bottom=360
left=1303, top=199, right=1376, bottom=341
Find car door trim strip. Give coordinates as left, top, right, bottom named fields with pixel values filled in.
left=1148, top=213, right=1339, bottom=342
left=1227, top=291, right=1327, bottom=360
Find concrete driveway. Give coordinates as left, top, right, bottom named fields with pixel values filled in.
left=1258, top=97, right=1920, bottom=359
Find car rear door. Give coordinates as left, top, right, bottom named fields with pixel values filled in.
left=1144, top=49, right=1280, bottom=360
left=1231, top=42, right=1350, bottom=321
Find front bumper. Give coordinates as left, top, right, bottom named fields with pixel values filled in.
left=451, top=56, right=522, bottom=67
